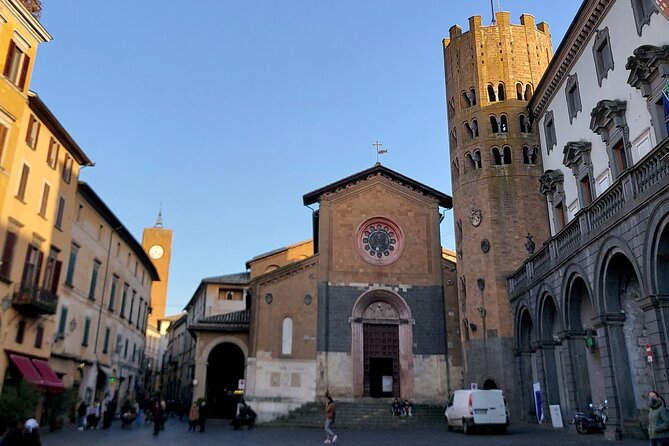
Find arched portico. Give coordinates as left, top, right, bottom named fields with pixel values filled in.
left=350, top=289, right=414, bottom=399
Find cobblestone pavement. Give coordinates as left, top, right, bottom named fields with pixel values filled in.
left=42, top=419, right=648, bottom=446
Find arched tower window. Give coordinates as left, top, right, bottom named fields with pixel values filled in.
left=492, top=147, right=502, bottom=165
left=523, top=145, right=538, bottom=165
left=519, top=114, right=532, bottom=133
left=471, top=119, right=479, bottom=137
left=498, top=83, right=506, bottom=101
left=524, top=84, right=533, bottom=101
left=502, top=146, right=512, bottom=164
left=469, top=88, right=477, bottom=106
left=464, top=122, right=474, bottom=139
left=282, top=317, right=293, bottom=356
left=474, top=150, right=482, bottom=169
left=516, top=83, right=523, bottom=100
left=487, top=84, right=497, bottom=102
left=490, top=115, right=499, bottom=133
left=500, top=115, right=508, bottom=133
left=461, top=91, right=470, bottom=109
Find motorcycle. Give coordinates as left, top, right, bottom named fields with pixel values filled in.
left=572, top=400, right=608, bottom=434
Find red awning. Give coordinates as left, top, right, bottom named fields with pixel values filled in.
left=9, top=354, right=45, bottom=387
left=32, top=359, right=65, bottom=393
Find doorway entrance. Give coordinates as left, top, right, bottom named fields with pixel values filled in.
left=364, top=324, right=399, bottom=397
left=206, top=343, right=245, bottom=418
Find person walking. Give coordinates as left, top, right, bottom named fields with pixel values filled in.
left=324, top=395, right=337, bottom=444
left=188, top=402, right=199, bottom=432
left=76, top=400, right=87, bottom=431
left=152, top=401, right=164, bottom=436
left=23, top=419, right=41, bottom=446
left=648, top=391, right=669, bottom=446
left=198, top=401, right=207, bottom=433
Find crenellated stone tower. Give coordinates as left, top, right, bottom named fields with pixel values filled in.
left=443, top=11, right=552, bottom=415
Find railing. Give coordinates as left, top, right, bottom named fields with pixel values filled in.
left=12, top=286, right=58, bottom=315
left=508, top=136, right=669, bottom=296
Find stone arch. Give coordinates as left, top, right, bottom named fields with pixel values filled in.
left=594, top=236, right=645, bottom=312
left=515, top=305, right=535, bottom=351
left=561, top=264, right=596, bottom=330
left=497, top=82, right=506, bottom=101
left=351, top=289, right=414, bottom=399
left=205, top=340, right=247, bottom=418
left=201, top=335, right=249, bottom=362
left=643, top=197, right=669, bottom=295
left=537, top=293, right=567, bottom=408
left=515, top=305, right=537, bottom=420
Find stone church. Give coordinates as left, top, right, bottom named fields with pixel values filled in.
left=183, top=163, right=462, bottom=420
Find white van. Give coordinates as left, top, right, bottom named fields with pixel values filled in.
left=444, top=389, right=509, bottom=434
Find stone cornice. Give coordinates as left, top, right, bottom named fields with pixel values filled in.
left=539, top=169, right=564, bottom=195
left=529, top=0, right=613, bottom=120
left=625, top=45, right=669, bottom=97
left=589, top=99, right=627, bottom=143
left=562, top=141, right=592, bottom=170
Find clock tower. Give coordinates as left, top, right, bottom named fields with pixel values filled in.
left=142, top=211, right=173, bottom=327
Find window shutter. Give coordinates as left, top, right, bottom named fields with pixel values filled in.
left=26, top=115, right=34, bottom=145
left=0, top=232, right=17, bottom=279
left=33, top=250, right=43, bottom=289
left=3, top=41, right=15, bottom=77
left=51, top=260, right=62, bottom=293
left=20, top=247, right=33, bottom=289
left=18, top=54, right=30, bottom=90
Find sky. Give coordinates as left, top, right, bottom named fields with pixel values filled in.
left=30, top=0, right=582, bottom=314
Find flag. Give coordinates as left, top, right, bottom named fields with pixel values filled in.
left=377, top=149, right=388, bottom=154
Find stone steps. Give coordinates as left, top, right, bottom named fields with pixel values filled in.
left=266, top=400, right=445, bottom=430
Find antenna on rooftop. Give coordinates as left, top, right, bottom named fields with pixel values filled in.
left=490, top=0, right=496, bottom=25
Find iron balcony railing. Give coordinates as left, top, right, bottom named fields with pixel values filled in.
left=12, top=286, right=58, bottom=315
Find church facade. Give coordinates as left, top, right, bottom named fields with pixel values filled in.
left=182, top=164, right=462, bottom=421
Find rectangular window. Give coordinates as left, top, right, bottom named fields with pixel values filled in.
left=132, top=343, right=137, bottom=362
left=82, top=317, right=90, bottom=346
left=65, top=243, right=78, bottom=287
left=46, top=137, right=59, bottom=169
left=554, top=202, right=566, bottom=232
left=565, top=74, right=582, bottom=123
left=109, top=275, right=118, bottom=311
left=115, top=334, right=123, bottom=354
left=580, top=175, right=593, bottom=207
left=38, top=182, right=50, bottom=217
left=103, top=327, right=110, bottom=354
left=0, top=231, right=18, bottom=282
left=129, top=291, right=135, bottom=324
left=124, top=339, right=128, bottom=358
left=120, top=283, right=128, bottom=318
left=55, top=196, right=65, bottom=229
left=41, top=247, right=61, bottom=294
left=137, top=298, right=143, bottom=329
left=593, top=28, right=614, bottom=86
left=3, top=40, right=30, bottom=90
left=88, top=260, right=101, bottom=299
left=16, top=321, right=25, bottom=343
left=544, top=111, right=557, bottom=152
left=20, top=245, right=42, bottom=291
left=16, top=163, right=29, bottom=201
left=62, top=154, right=73, bottom=183
left=57, top=306, right=68, bottom=337
left=612, top=139, right=629, bottom=175
left=0, top=123, right=8, bottom=166
left=25, top=115, right=40, bottom=149
left=34, top=325, right=43, bottom=348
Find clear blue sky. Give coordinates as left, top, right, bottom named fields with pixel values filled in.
left=31, top=1, right=581, bottom=314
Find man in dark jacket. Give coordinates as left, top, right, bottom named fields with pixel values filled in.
left=648, top=391, right=669, bottom=445
left=198, top=401, right=207, bottom=433
left=152, top=401, right=164, bottom=436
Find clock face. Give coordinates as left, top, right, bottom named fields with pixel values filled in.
left=149, top=245, right=164, bottom=260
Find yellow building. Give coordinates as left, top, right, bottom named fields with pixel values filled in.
left=0, top=0, right=51, bottom=215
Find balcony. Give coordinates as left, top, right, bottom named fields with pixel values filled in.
left=508, top=136, right=669, bottom=297
left=12, top=287, right=58, bottom=316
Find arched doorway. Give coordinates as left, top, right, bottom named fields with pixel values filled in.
left=351, top=290, right=414, bottom=399
left=654, top=218, right=669, bottom=294
left=482, top=379, right=498, bottom=390
left=565, top=276, right=601, bottom=411
left=206, top=343, right=245, bottom=418
left=516, top=308, right=535, bottom=420
left=539, top=295, right=567, bottom=412
left=602, top=252, right=649, bottom=421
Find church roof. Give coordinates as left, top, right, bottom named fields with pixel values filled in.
left=302, top=163, right=452, bottom=208
left=189, top=309, right=250, bottom=333
left=201, top=272, right=250, bottom=285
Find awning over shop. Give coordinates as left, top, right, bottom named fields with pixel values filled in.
left=8, top=354, right=45, bottom=387
left=32, top=359, right=65, bottom=393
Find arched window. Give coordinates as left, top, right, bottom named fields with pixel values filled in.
left=282, top=317, right=293, bottom=355
left=516, top=83, right=523, bottom=100
left=524, top=84, right=533, bottom=101
left=492, top=147, right=502, bottom=165
left=487, top=84, right=497, bottom=102
left=523, top=146, right=538, bottom=165
left=500, top=115, right=508, bottom=133
left=490, top=115, right=499, bottom=133
left=448, top=97, right=455, bottom=117
left=464, top=122, right=473, bottom=139
left=502, top=146, right=512, bottom=164
left=452, top=158, right=459, bottom=177
left=474, top=150, right=482, bottom=169
left=461, top=91, right=469, bottom=109
left=471, top=119, right=479, bottom=137
left=449, top=129, right=457, bottom=148
left=498, top=83, right=506, bottom=101
left=465, top=152, right=475, bottom=172
left=519, top=114, right=532, bottom=133
left=470, top=88, right=477, bottom=106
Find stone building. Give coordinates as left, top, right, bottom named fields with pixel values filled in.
left=442, top=11, right=553, bottom=416
left=507, top=0, right=669, bottom=439
left=183, top=164, right=462, bottom=421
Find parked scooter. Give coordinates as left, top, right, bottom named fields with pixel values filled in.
left=572, top=400, right=608, bottom=434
